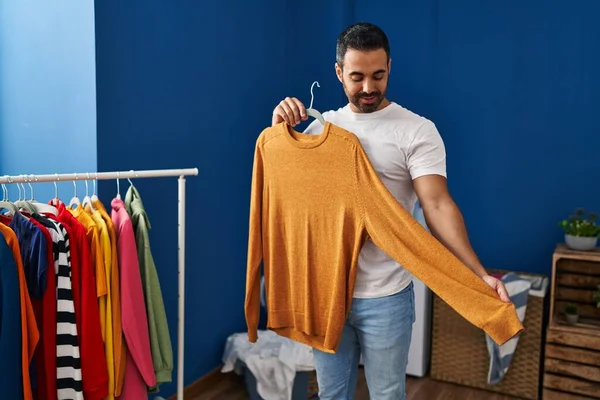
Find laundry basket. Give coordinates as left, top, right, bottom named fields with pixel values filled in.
left=430, top=270, right=548, bottom=400
left=240, top=360, right=319, bottom=400
left=238, top=280, right=320, bottom=399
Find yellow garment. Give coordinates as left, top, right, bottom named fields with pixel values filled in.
left=86, top=205, right=115, bottom=400
left=93, top=199, right=127, bottom=397
left=245, top=122, right=523, bottom=353
left=70, top=205, right=107, bottom=300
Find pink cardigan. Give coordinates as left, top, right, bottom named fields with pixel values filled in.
left=111, top=198, right=156, bottom=398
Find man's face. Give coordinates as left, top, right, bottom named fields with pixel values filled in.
left=336, top=48, right=391, bottom=113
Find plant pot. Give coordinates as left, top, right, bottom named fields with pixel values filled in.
left=566, top=313, right=579, bottom=324
left=565, top=234, right=598, bottom=251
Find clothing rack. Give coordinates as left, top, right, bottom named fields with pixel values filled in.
left=0, top=167, right=198, bottom=400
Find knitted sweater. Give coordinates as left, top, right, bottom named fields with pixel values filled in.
left=245, top=122, right=523, bottom=353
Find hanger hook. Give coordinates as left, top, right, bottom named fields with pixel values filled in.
left=6, top=176, right=13, bottom=201
left=309, top=81, right=320, bottom=110
left=1, top=175, right=7, bottom=201
left=54, top=173, right=59, bottom=199
left=17, top=175, right=24, bottom=201
left=117, top=171, right=121, bottom=197
left=73, top=173, right=78, bottom=198
left=27, top=175, right=34, bottom=200
left=93, top=172, right=98, bottom=196
left=127, top=170, right=135, bottom=186
left=31, top=175, right=37, bottom=200
left=85, top=173, right=90, bottom=196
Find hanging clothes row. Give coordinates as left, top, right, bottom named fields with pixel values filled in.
left=0, top=181, right=173, bottom=400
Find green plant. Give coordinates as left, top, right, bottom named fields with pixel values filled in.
left=565, top=303, right=578, bottom=315
left=593, top=285, right=600, bottom=308
left=559, top=208, right=600, bottom=237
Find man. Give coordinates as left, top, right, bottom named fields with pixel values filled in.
left=271, top=22, right=511, bottom=400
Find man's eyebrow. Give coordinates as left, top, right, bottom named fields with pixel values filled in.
left=349, top=69, right=386, bottom=76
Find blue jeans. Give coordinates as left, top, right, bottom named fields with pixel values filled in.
left=313, top=281, right=415, bottom=400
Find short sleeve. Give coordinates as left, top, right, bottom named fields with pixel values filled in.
left=407, top=120, right=447, bottom=179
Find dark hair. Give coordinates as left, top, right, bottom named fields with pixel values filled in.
left=336, top=22, right=390, bottom=67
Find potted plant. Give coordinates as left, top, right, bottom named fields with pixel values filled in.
left=559, top=208, right=600, bottom=251
left=593, top=285, right=600, bottom=309
left=565, top=303, right=579, bottom=324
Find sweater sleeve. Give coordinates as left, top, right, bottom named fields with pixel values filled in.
left=352, top=142, right=524, bottom=345
left=245, top=141, right=264, bottom=343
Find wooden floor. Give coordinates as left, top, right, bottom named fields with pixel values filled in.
left=193, top=367, right=521, bottom=400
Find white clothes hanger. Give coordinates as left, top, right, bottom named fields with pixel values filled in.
left=14, top=175, right=37, bottom=214
left=27, top=175, right=58, bottom=216
left=0, top=176, right=19, bottom=215
left=50, top=173, right=61, bottom=207
left=81, top=172, right=96, bottom=212
left=116, top=171, right=121, bottom=199
left=68, top=173, right=81, bottom=208
left=306, top=81, right=325, bottom=125
left=91, top=172, right=99, bottom=203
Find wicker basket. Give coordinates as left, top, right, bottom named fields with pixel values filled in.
left=430, top=272, right=547, bottom=400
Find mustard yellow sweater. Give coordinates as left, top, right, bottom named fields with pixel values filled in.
left=245, top=122, right=523, bottom=353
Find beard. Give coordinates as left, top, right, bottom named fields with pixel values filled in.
left=343, top=83, right=386, bottom=113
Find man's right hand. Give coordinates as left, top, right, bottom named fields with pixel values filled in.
left=272, top=97, right=309, bottom=127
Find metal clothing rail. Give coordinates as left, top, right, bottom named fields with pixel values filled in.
left=0, top=167, right=198, bottom=400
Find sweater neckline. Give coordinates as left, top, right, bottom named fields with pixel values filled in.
left=281, top=121, right=331, bottom=149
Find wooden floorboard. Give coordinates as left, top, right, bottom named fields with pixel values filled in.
left=190, top=367, right=523, bottom=400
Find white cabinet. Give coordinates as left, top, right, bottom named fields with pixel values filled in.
left=406, top=201, right=432, bottom=377
left=406, top=276, right=432, bottom=377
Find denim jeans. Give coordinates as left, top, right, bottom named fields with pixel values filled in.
left=313, top=281, right=415, bottom=400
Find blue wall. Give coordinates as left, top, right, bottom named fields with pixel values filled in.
left=93, top=0, right=351, bottom=396
left=354, top=0, right=600, bottom=274
left=0, top=0, right=97, bottom=200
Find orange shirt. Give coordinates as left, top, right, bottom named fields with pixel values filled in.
left=245, top=122, right=523, bottom=353
left=0, top=222, right=39, bottom=400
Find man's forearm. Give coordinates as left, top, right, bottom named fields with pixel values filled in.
left=421, top=198, right=488, bottom=278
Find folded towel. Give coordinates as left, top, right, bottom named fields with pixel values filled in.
left=485, top=272, right=531, bottom=384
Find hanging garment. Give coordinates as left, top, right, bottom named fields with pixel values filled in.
left=0, top=222, right=39, bottom=400
left=125, top=185, right=173, bottom=388
left=2, top=212, right=57, bottom=400
left=92, top=198, right=126, bottom=396
left=86, top=205, right=116, bottom=400
left=2, top=212, right=49, bottom=299
left=0, top=230, right=25, bottom=399
left=70, top=204, right=108, bottom=310
left=31, top=213, right=83, bottom=400
left=55, top=203, right=109, bottom=400
left=112, top=197, right=156, bottom=398
left=245, top=122, right=523, bottom=353
left=486, top=272, right=532, bottom=384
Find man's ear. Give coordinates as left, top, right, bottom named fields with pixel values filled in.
left=335, top=62, right=343, bottom=83
left=388, top=58, right=392, bottom=75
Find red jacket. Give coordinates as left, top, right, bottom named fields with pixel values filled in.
left=56, top=205, right=109, bottom=400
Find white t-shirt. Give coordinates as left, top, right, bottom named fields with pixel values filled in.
left=303, top=102, right=447, bottom=298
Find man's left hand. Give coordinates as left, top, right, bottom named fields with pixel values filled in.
left=482, top=275, right=511, bottom=303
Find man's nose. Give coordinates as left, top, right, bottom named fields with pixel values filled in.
left=363, top=79, right=375, bottom=94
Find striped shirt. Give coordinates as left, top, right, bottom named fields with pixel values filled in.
left=33, top=214, right=83, bottom=400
